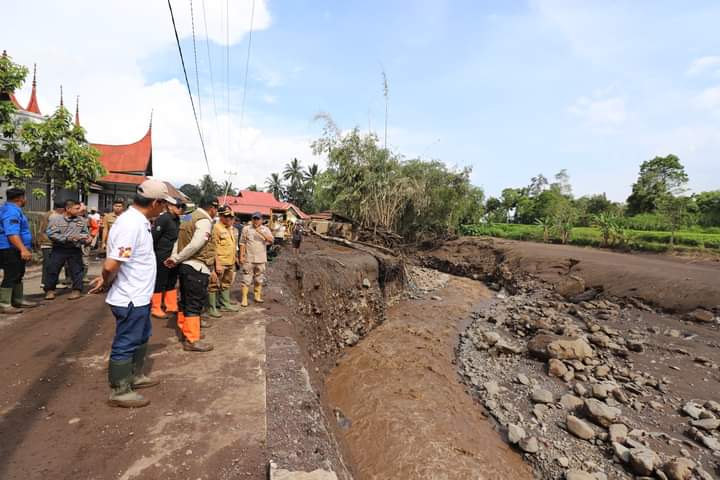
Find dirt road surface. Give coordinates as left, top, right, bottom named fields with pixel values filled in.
left=0, top=282, right=267, bottom=479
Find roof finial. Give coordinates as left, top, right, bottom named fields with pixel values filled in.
left=75, top=95, right=80, bottom=126
left=1, top=50, right=7, bottom=58
left=149, top=108, right=154, bottom=129
left=59, top=85, right=64, bottom=108
left=25, top=63, right=41, bottom=114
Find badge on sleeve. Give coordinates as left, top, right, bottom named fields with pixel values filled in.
left=118, top=246, right=133, bottom=258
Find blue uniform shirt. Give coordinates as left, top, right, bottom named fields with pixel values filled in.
left=0, top=202, right=32, bottom=250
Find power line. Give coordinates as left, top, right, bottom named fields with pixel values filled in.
left=189, top=0, right=203, bottom=123
left=167, top=0, right=212, bottom=177
left=225, top=0, right=231, bottom=168
left=238, top=0, right=256, bottom=130
left=200, top=0, right=219, bottom=121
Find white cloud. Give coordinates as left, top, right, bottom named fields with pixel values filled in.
left=261, top=94, right=278, bottom=104
left=568, top=95, right=626, bottom=133
left=687, top=56, right=720, bottom=76
left=2, top=0, right=315, bottom=190
left=693, top=86, right=720, bottom=113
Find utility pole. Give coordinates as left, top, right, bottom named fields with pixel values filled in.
left=222, top=169, right=237, bottom=203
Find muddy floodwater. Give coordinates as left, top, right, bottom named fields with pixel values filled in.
left=326, top=276, right=533, bottom=480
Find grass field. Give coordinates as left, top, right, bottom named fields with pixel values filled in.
left=460, top=223, right=720, bottom=254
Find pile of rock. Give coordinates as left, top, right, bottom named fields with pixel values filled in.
left=457, top=278, right=720, bottom=480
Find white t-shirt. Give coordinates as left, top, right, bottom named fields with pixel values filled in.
left=105, top=206, right=157, bottom=307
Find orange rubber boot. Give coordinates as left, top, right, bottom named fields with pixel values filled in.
left=164, top=289, right=179, bottom=313
left=151, top=293, right=167, bottom=319
left=182, top=316, right=201, bottom=343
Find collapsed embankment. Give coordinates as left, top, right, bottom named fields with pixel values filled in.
left=267, top=237, right=532, bottom=479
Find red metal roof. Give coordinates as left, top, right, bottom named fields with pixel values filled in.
left=98, top=173, right=147, bottom=185
left=220, top=190, right=285, bottom=217
left=92, top=127, right=153, bottom=176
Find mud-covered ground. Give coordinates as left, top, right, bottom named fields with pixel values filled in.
left=419, top=237, right=720, bottom=480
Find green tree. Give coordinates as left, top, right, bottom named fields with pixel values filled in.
left=484, top=197, right=507, bottom=223
left=694, top=190, right=720, bottom=227
left=0, top=52, right=31, bottom=185
left=657, top=195, right=693, bottom=246
left=527, top=173, right=549, bottom=197
left=550, top=169, right=572, bottom=197
left=179, top=183, right=201, bottom=204
left=246, top=184, right=258, bottom=192
left=21, top=106, right=104, bottom=203
left=265, top=172, right=284, bottom=200
left=535, top=217, right=552, bottom=242
left=198, top=174, right=222, bottom=199
left=626, top=155, right=688, bottom=215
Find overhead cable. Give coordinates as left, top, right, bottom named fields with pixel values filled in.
left=189, top=0, right=203, bottom=123
left=167, top=0, right=212, bottom=177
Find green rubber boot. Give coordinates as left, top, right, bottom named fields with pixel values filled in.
left=108, top=359, right=150, bottom=408
left=132, top=343, right=159, bottom=389
left=218, top=290, right=239, bottom=312
left=12, top=283, right=37, bottom=308
left=0, top=287, right=22, bottom=314
left=207, top=292, right=223, bottom=318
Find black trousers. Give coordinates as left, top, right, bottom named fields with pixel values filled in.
left=45, top=246, right=84, bottom=291
left=178, top=264, right=209, bottom=317
left=154, top=260, right=179, bottom=293
left=0, top=248, right=26, bottom=288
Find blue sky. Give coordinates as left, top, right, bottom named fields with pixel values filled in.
left=6, top=0, right=720, bottom=200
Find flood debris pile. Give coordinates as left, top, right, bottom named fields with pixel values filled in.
left=404, top=266, right=450, bottom=300
left=457, top=276, right=720, bottom=480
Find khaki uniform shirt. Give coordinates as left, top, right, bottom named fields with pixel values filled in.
left=213, top=222, right=237, bottom=266
left=103, top=212, right=119, bottom=236
left=240, top=224, right=272, bottom=264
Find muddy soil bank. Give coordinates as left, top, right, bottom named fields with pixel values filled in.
left=271, top=237, right=533, bottom=479
left=417, top=237, right=720, bottom=312
left=326, top=274, right=533, bottom=479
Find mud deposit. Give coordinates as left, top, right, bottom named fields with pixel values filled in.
left=325, top=274, right=533, bottom=480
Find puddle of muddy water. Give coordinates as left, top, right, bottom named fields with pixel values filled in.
left=325, top=276, right=533, bottom=480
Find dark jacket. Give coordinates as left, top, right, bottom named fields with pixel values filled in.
left=152, top=211, right=180, bottom=261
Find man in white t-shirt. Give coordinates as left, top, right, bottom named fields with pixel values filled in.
left=89, top=179, right=176, bottom=408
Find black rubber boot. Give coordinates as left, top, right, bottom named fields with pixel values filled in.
left=108, top=359, right=150, bottom=408
left=12, top=283, right=37, bottom=308
left=132, top=343, right=159, bottom=389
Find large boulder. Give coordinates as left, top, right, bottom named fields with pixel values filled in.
left=584, top=398, right=621, bottom=427
left=686, top=308, right=714, bottom=323
left=628, top=448, right=660, bottom=476
left=528, top=334, right=594, bottom=361
left=663, top=458, right=696, bottom=480
left=555, top=274, right=586, bottom=298
left=566, top=415, right=595, bottom=440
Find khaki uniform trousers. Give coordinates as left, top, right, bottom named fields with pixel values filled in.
left=209, top=266, right=235, bottom=293
left=240, top=262, right=266, bottom=287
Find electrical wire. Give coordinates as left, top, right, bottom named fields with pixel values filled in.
left=238, top=0, right=256, bottom=132
left=189, top=0, right=203, bottom=123
left=225, top=0, right=230, bottom=170
left=201, top=0, right=219, bottom=121
left=167, top=0, right=212, bottom=177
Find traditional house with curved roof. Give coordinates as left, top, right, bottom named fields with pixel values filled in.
left=1, top=51, right=156, bottom=212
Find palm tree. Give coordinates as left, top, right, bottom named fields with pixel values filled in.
left=283, top=158, right=304, bottom=187
left=304, top=163, right=320, bottom=183
left=265, top=173, right=284, bottom=200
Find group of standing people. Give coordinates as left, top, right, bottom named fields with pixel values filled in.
left=0, top=181, right=302, bottom=408
left=90, top=183, right=281, bottom=408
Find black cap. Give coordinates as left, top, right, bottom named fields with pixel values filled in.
left=218, top=205, right=234, bottom=217
left=252, top=211, right=262, bottom=219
